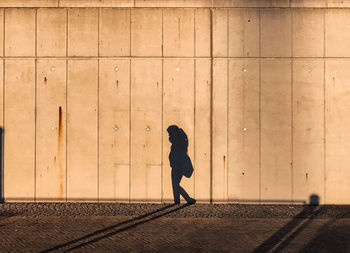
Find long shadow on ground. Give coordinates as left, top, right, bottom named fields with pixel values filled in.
left=41, top=203, right=191, bottom=252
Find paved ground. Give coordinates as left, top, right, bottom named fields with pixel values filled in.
left=1, top=203, right=350, bottom=252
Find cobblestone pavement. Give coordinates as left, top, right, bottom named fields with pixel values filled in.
left=1, top=203, right=350, bottom=252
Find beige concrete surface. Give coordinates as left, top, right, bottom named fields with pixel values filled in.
left=194, top=59, right=211, bottom=202
left=326, top=9, right=350, bottom=57
left=261, top=59, right=292, bottom=202
left=261, top=8, right=292, bottom=57
left=292, top=59, right=324, bottom=204
left=99, top=60, right=130, bottom=202
left=68, top=8, right=98, bottom=57
left=99, top=8, right=130, bottom=57
left=131, top=8, right=162, bottom=57
left=4, top=60, right=35, bottom=201
left=5, top=8, right=35, bottom=57
left=325, top=59, right=350, bottom=204
left=163, top=8, right=194, bottom=57
left=292, top=9, right=324, bottom=57
left=1, top=4, right=350, bottom=204
left=194, top=9, right=210, bottom=57
left=36, top=59, right=66, bottom=201
left=228, top=8, right=259, bottom=57
left=228, top=59, right=260, bottom=203
left=131, top=59, right=162, bottom=202
left=212, top=8, right=227, bottom=57
left=37, top=8, right=66, bottom=57
left=67, top=60, right=98, bottom=201
left=3, top=0, right=350, bottom=8
left=212, top=59, right=228, bottom=203
left=0, top=0, right=58, bottom=7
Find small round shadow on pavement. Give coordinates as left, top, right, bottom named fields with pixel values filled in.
left=309, top=194, right=319, bottom=206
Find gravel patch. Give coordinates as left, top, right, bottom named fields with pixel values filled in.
left=1, top=202, right=350, bottom=218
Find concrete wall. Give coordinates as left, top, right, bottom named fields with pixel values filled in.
left=2, top=0, right=350, bottom=204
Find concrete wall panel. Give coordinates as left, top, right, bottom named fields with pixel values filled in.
left=163, top=8, right=194, bottom=57
left=293, top=9, right=324, bottom=57
left=327, top=0, right=350, bottom=7
left=0, top=0, right=58, bottom=7
left=67, top=60, right=98, bottom=201
left=261, top=59, right=292, bottom=202
left=36, top=60, right=66, bottom=202
left=291, top=0, right=327, bottom=7
left=326, top=9, right=350, bottom=57
left=99, top=60, right=130, bottom=202
left=99, top=8, right=130, bottom=57
left=293, top=59, right=324, bottom=204
left=213, top=0, right=290, bottom=7
left=68, top=8, right=98, bottom=57
left=135, top=0, right=212, bottom=7
left=60, top=0, right=133, bottom=7
left=213, top=8, right=227, bottom=57
left=0, top=10, right=3, bottom=57
left=131, top=59, right=162, bottom=202
left=228, top=8, right=259, bottom=57
left=261, top=9, right=291, bottom=57
left=4, top=60, right=35, bottom=201
left=37, top=8, right=66, bottom=57
left=325, top=59, right=350, bottom=204
left=194, top=8, right=210, bottom=57
left=163, top=59, right=195, bottom=203
left=212, top=59, right=228, bottom=203
left=5, top=9, right=35, bottom=57
left=228, top=59, right=259, bottom=203
left=131, top=8, right=162, bottom=57
left=194, top=59, right=211, bottom=202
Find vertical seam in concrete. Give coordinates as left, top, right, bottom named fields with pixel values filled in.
left=65, top=8, right=68, bottom=202
left=98, top=8, right=100, bottom=58
left=242, top=10, right=245, bottom=57
left=161, top=57, right=163, bottom=203
left=97, top=59, right=99, bottom=202
left=226, top=8, right=229, bottom=203
left=194, top=58, right=196, bottom=199
left=161, top=7, right=164, bottom=203
left=66, top=8, right=69, bottom=58
left=129, top=8, right=131, bottom=57
left=97, top=8, right=100, bottom=202
left=258, top=7, right=261, bottom=204
left=227, top=8, right=229, bottom=57
left=194, top=8, right=196, bottom=57
left=35, top=9, right=37, bottom=58
left=34, top=59, right=37, bottom=202
left=34, top=8, right=37, bottom=202
left=2, top=8, right=5, bottom=201
left=193, top=8, right=196, bottom=198
left=162, top=8, right=164, bottom=58
left=129, top=59, right=131, bottom=204
left=209, top=7, right=213, bottom=204
left=129, top=9, right=132, bottom=203
left=2, top=8, right=4, bottom=58
left=290, top=7, right=294, bottom=203
left=291, top=8, right=294, bottom=204
left=323, top=8, right=326, bottom=204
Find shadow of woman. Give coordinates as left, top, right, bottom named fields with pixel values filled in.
left=167, top=125, right=196, bottom=205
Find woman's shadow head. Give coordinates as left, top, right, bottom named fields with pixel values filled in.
left=167, top=125, right=188, bottom=152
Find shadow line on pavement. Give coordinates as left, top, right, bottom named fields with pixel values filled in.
left=41, top=203, right=190, bottom=252
left=253, top=195, right=321, bottom=252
